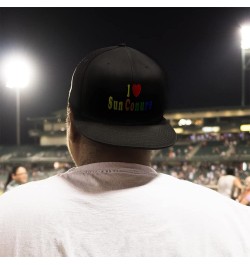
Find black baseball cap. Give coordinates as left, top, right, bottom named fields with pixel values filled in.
left=68, top=44, right=177, bottom=149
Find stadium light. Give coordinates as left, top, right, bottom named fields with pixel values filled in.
left=242, top=162, right=247, bottom=171
left=2, top=53, right=34, bottom=146
left=240, top=124, right=250, bottom=132
left=240, top=25, right=250, bottom=106
left=174, top=128, right=184, bottom=134
left=202, top=126, right=220, bottom=133
left=240, top=25, right=250, bottom=49
left=178, top=119, right=192, bottom=126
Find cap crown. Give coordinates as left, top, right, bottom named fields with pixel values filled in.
left=69, top=45, right=167, bottom=125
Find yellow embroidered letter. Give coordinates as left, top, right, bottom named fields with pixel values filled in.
left=108, top=96, right=113, bottom=110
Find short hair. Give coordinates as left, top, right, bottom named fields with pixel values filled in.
left=226, top=167, right=235, bottom=176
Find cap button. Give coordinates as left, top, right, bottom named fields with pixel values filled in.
left=118, top=43, right=126, bottom=47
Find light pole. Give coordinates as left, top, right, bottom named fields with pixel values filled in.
left=240, top=25, right=250, bottom=107
left=16, top=87, right=20, bottom=146
left=2, top=53, right=33, bottom=146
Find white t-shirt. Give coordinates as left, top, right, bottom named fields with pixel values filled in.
left=0, top=162, right=250, bottom=257
left=217, top=175, right=235, bottom=198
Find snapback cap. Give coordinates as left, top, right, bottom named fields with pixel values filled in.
left=68, top=44, right=177, bottom=149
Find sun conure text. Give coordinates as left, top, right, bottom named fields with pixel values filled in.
left=107, top=84, right=153, bottom=112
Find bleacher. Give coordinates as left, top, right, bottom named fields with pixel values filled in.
left=152, top=134, right=250, bottom=163
left=193, top=141, right=229, bottom=159
left=0, top=145, right=72, bottom=164
left=236, top=141, right=250, bottom=155
left=153, top=143, right=195, bottom=163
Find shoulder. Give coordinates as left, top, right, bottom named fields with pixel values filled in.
left=156, top=172, right=249, bottom=212
left=0, top=175, right=64, bottom=211
left=6, top=180, right=19, bottom=191
left=156, top=173, right=250, bottom=239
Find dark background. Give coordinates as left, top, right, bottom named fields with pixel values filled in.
left=0, top=7, right=250, bottom=144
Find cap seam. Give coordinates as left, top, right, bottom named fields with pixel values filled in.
left=124, top=46, right=134, bottom=84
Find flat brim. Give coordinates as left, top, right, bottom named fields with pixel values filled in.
left=74, top=119, right=177, bottom=150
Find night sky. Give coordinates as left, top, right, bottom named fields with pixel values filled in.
left=0, top=7, right=250, bottom=144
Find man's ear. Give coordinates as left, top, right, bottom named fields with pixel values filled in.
left=68, top=109, right=80, bottom=143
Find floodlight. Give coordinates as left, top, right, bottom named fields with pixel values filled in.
left=2, top=54, right=33, bottom=89
left=1, top=52, right=35, bottom=145
left=240, top=25, right=250, bottom=50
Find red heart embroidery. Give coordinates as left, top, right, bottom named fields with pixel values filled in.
left=132, top=84, right=142, bottom=97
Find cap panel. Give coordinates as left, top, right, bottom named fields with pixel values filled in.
left=71, top=46, right=166, bottom=124
left=68, top=46, right=118, bottom=114
left=127, top=47, right=167, bottom=110
left=78, top=47, right=132, bottom=122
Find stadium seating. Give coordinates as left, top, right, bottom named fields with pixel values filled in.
left=1, top=133, right=250, bottom=193
left=0, top=145, right=72, bottom=163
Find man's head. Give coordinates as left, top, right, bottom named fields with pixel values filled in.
left=66, top=45, right=176, bottom=166
left=226, top=167, right=235, bottom=176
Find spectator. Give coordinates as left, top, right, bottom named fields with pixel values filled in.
left=1, top=45, right=250, bottom=256
left=3, top=166, right=28, bottom=192
left=217, top=167, right=242, bottom=199
left=237, top=176, right=250, bottom=206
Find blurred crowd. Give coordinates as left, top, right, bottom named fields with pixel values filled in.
left=1, top=132, right=250, bottom=205
left=1, top=160, right=250, bottom=206
left=153, top=161, right=248, bottom=186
